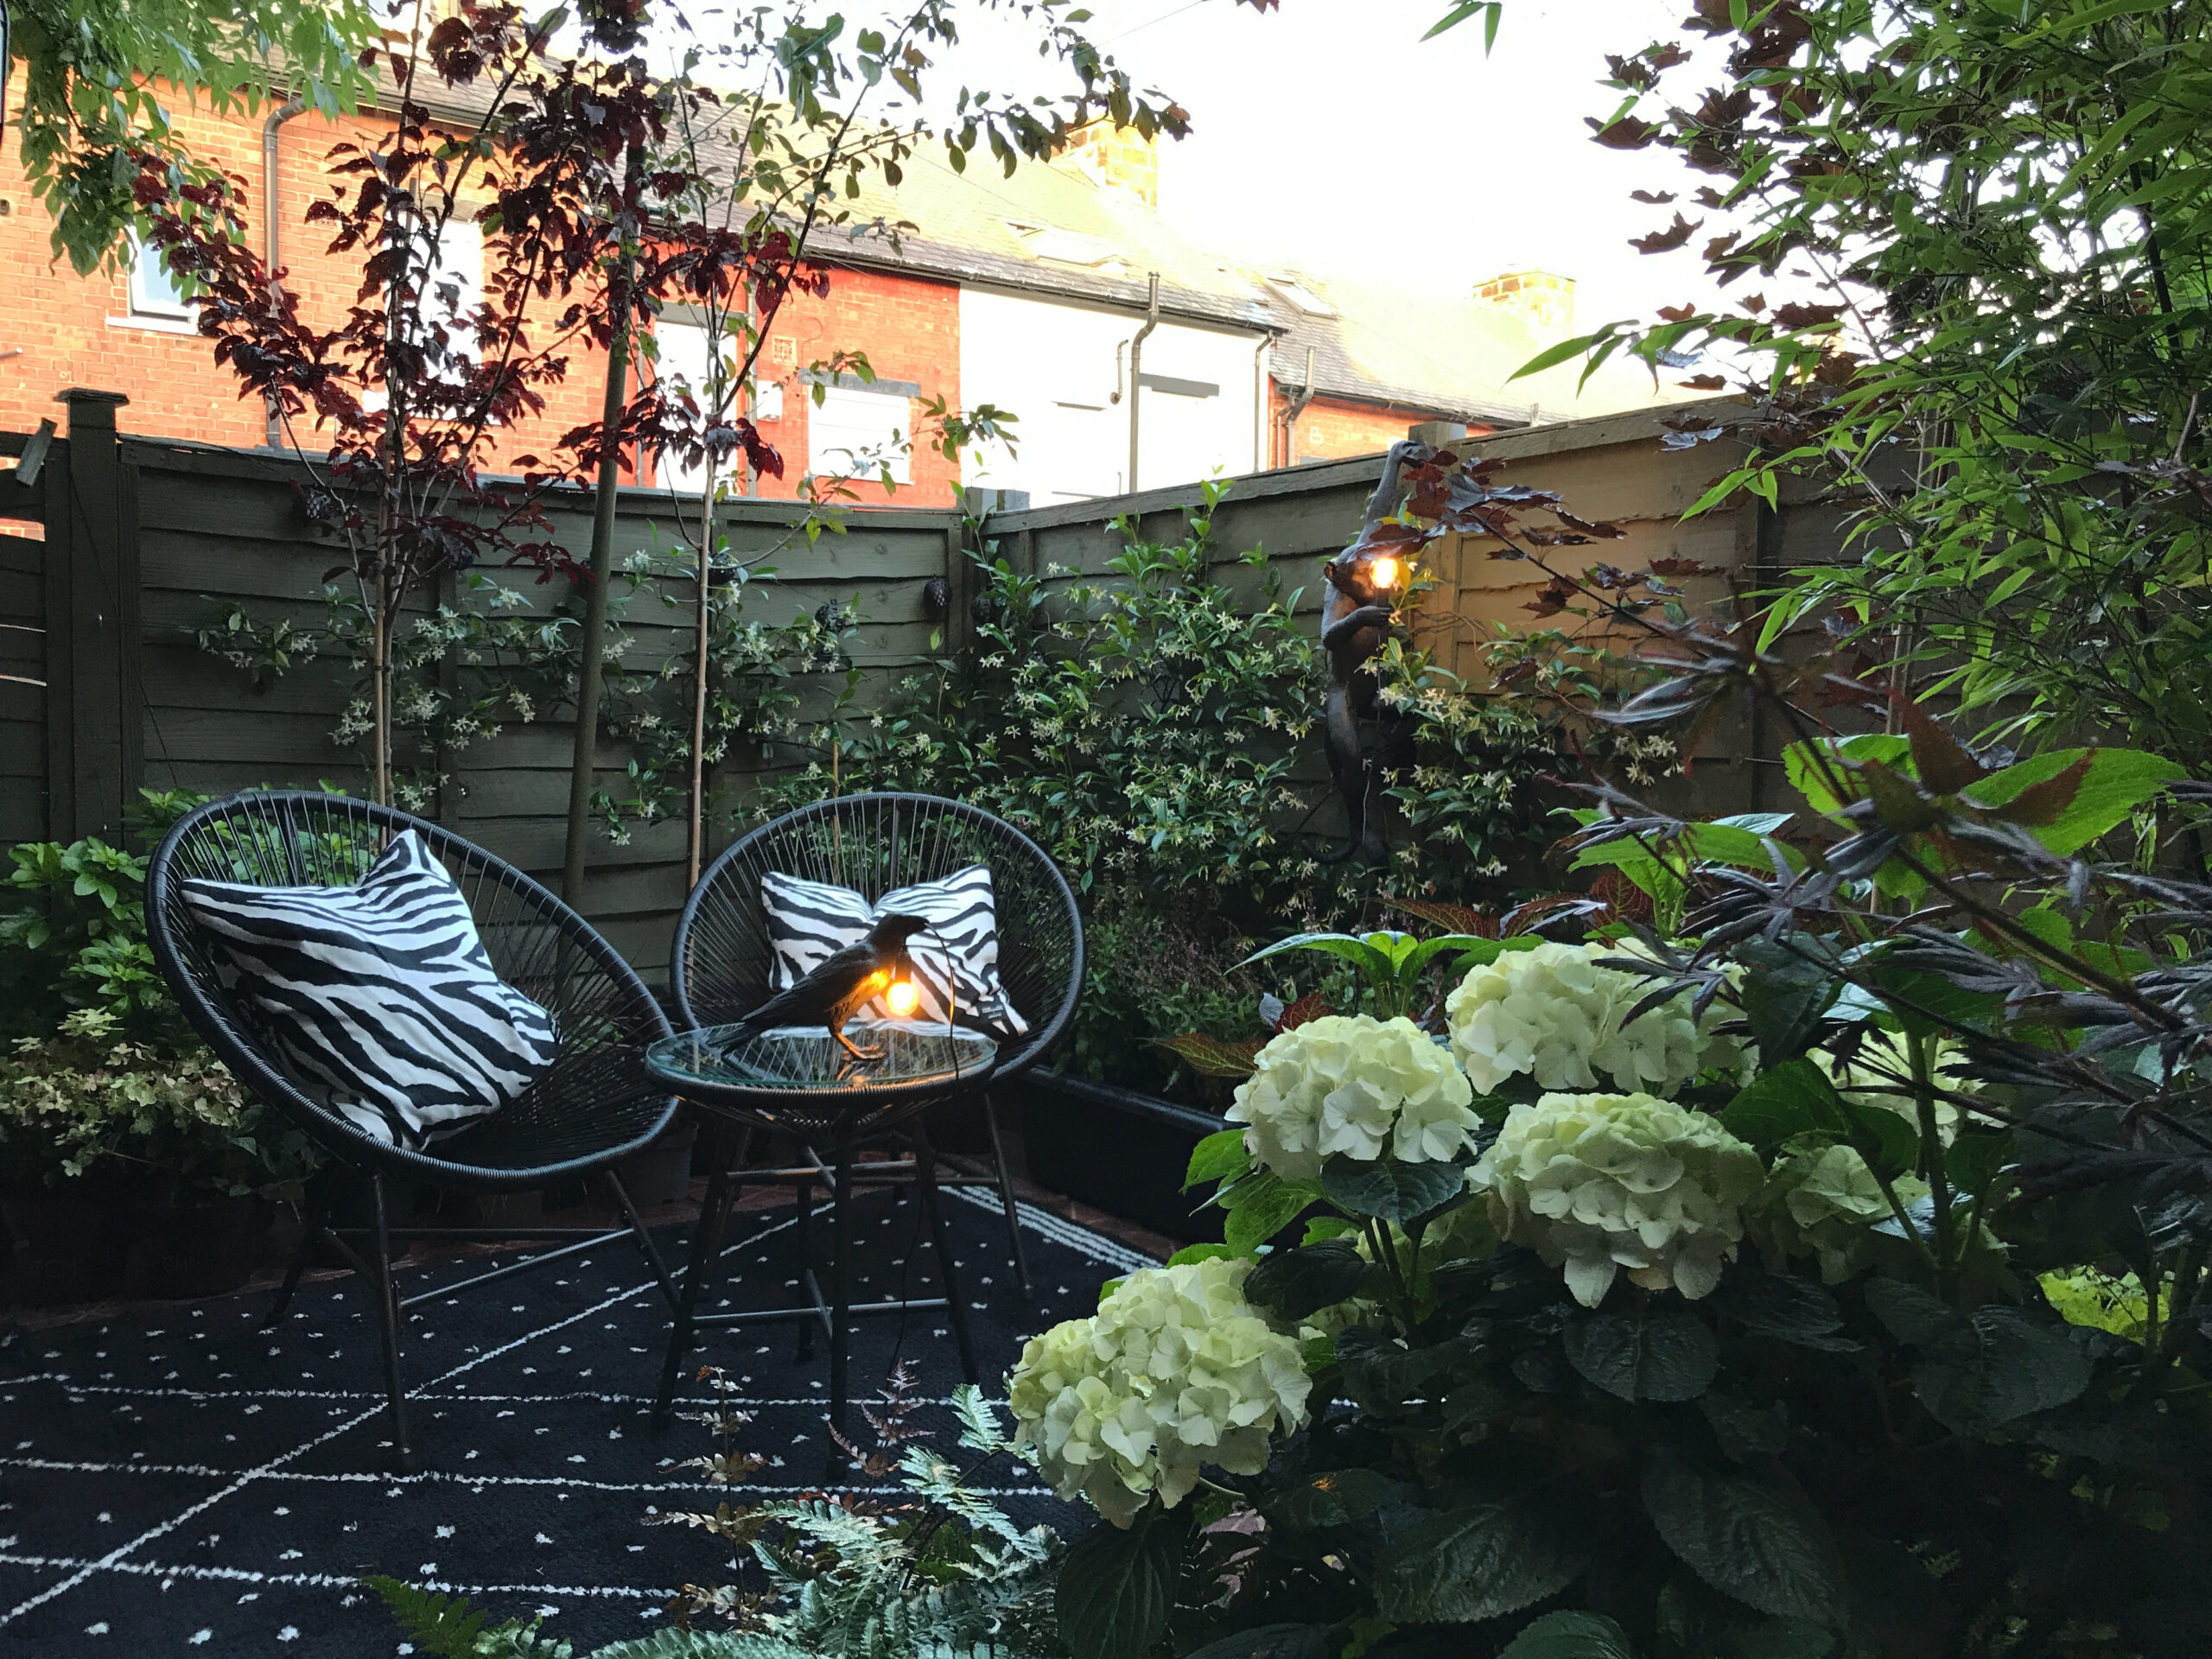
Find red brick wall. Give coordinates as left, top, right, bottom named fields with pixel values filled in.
left=1268, top=388, right=1491, bottom=467
left=693, top=262, right=963, bottom=508
left=0, top=99, right=964, bottom=508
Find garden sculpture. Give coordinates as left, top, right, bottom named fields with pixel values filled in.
left=1319, top=440, right=1422, bottom=863
left=722, top=912, right=931, bottom=1062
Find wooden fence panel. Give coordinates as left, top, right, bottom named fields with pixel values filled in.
left=11, top=394, right=1823, bottom=979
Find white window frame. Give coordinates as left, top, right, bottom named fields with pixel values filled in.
left=808, top=383, right=912, bottom=486
left=128, top=237, right=192, bottom=321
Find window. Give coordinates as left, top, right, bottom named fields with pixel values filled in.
left=386, top=214, right=483, bottom=403
left=808, top=384, right=911, bottom=485
left=654, top=321, right=784, bottom=496
left=1265, top=276, right=1337, bottom=318
left=415, top=216, right=483, bottom=337
left=128, top=238, right=191, bottom=321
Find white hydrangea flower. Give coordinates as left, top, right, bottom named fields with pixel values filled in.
left=1445, top=941, right=1722, bottom=1098
left=1470, top=1090, right=1764, bottom=1308
left=1226, top=1014, right=1478, bottom=1182
left=1757, top=1141, right=1927, bottom=1283
left=1817, top=1031, right=1963, bottom=1145
left=1007, top=1256, right=1311, bottom=1527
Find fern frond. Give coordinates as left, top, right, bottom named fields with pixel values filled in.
left=365, top=1575, right=571, bottom=1659
left=950, top=1384, right=1010, bottom=1454
left=588, top=1630, right=810, bottom=1659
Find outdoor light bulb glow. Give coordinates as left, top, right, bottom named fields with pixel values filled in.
left=1370, top=556, right=1401, bottom=589
left=886, top=979, right=921, bottom=1018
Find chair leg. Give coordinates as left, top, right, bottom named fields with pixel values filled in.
left=912, top=1121, right=980, bottom=1387
left=368, top=1172, right=414, bottom=1471
left=980, top=1089, right=1032, bottom=1300
left=261, top=1173, right=333, bottom=1330
left=603, top=1168, right=679, bottom=1312
left=792, top=1170, right=817, bottom=1363
left=829, top=1133, right=855, bottom=1434
left=653, top=1121, right=742, bottom=1431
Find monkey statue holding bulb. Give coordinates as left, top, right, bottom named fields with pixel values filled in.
left=1319, top=440, right=1425, bottom=864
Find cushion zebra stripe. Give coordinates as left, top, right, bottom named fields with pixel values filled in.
left=762, top=864, right=1029, bottom=1037
left=181, top=829, right=560, bottom=1150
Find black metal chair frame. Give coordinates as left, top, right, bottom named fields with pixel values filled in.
left=653, top=792, right=1084, bottom=1428
left=146, top=791, right=683, bottom=1467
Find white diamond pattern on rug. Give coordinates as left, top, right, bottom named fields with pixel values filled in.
left=0, top=1187, right=1150, bottom=1656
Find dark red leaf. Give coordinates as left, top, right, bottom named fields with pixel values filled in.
left=1990, top=752, right=2095, bottom=827
left=1893, top=696, right=1986, bottom=795
left=1631, top=213, right=1704, bottom=255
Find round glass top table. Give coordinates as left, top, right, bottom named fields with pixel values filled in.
left=644, top=1021, right=997, bottom=1139
left=643, top=1021, right=999, bottom=1437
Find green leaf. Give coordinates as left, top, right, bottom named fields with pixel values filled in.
left=1238, top=931, right=1394, bottom=980
left=1910, top=1306, right=2094, bottom=1436
left=1244, top=1239, right=1372, bottom=1322
left=1563, top=1301, right=1720, bottom=1402
left=1224, top=1174, right=1322, bottom=1252
left=1944, top=1128, right=2012, bottom=1198
left=1058, top=1504, right=1188, bottom=1659
left=1964, top=747, right=2184, bottom=855
left=1783, top=734, right=1908, bottom=817
left=1185, top=1128, right=1251, bottom=1191
left=1735, top=938, right=1840, bottom=1064
left=1710, top=1269, right=1855, bottom=1352
left=1721, top=1059, right=1850, bottom=1151
left=1267, top=1467, right=1409, bottom=1531
left=1639, top=1447, right=1844, bottom=1628
left=1500, top=1611, right=1643, bottom=1659
left=1166, top=1243, right=1239, bottom=1268
left=1320, top=1155, right=1468, bottom=1223
left=1370, top=1489, right=1592, bottom=1624
left=1156, top=1033, right=1262, bottom=1080
left=1182, top=1627, right=1329, bottom=1659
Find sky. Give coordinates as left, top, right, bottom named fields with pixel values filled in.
left=925, top=0, right=1735, bottom=331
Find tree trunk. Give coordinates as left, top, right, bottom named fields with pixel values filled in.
left=561, top=142, right=646, bottom=910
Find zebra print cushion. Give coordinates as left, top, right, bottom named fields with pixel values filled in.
left=762, top=863, right=1029, bottom=1038
left=180, top=830, right=559, bottom=1149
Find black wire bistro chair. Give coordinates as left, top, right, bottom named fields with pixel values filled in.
left=653, top=792, right=1084, bottom=1421
left=146, top=791, right=682, bottom=1469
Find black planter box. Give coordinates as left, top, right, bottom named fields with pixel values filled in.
left=1015, top=1072, right=1227, bottom=1243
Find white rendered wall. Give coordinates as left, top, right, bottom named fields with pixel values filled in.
left=958, top=286, right=1262, bottom=505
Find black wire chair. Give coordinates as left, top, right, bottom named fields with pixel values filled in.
left=146, top=791, right=681, bottom=1467
left=655, top=792, right=1083, bottom=1418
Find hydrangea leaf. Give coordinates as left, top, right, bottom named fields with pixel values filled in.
left=1243, top=1238, right=1373, bottom=1321
left=1265, top=1467, right=1410, bottom=1532
left=1370, top=1487, right=1592, bottom=1624
left=1720, top=1058, right=1850, bottom=1151
left=1562, top=1301, right=1720, bottom=1402
left=1182, top=1625, right=1331, bottom=1659
left=1709, top=1268, right=1856, bottom=1352
left=1184, top=1128, right=1251, bottom=1191
left=1057, top=1503, right=1188, bottom=1659
left=1320, top=1154, right=1467, bottom=1223
left=1224, top=1173, right=1323, bottom=1252
left=1499, top=1611, right=1642, bottom=1659
left=1639, top=1446, right=1845, bottom=1628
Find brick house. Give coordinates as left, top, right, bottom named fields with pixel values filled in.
left=0, top=83, right=1674, bottom=510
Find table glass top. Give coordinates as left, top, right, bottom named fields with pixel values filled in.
left=646, top=1021, right=998, bottom=1093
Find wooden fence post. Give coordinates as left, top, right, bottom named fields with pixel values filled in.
left=42, top=389, right=138, bottom=843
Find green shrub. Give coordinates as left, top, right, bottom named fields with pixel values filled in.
left=0, top=788, right=315, bottom=1196
left=1008, top=703, right=2212, bottom=1659
left=772, top=484, right=1561, bottom=923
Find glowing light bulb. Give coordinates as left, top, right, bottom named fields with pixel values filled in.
left=885, top=979, right=921, bottom=1018
left=1370, top=555, right=1401, bottom=590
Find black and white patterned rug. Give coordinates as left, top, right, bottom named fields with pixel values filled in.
left=0, top=1185, right=1148, bottom=1657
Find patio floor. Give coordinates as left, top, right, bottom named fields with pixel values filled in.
left=0, top=1177, right=1154, bottom=1657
